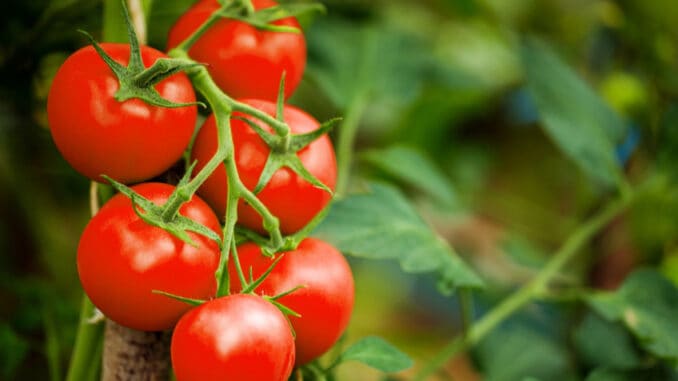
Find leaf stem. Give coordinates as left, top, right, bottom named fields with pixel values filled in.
left=65, top=296, right=104, bottom=381
left=335, top=92, right=368, bottom=195
left=413, top=192, right=634, bottom=380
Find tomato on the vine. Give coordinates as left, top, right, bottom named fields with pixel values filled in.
left=231, top=238, right=354, bottom=365
left=47, top=43, right=197, bottom=184
left=171, top=294, right=295, bottom=381
left=167, top=0, right=306, bottom=101
left=191, top=99, right=336, bottom=234
left=77, top=183, right=221, bottom=331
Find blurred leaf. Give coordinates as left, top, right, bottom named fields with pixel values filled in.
left=658, top=105, right=678, bottom=182
left=586, top=367, right=678, bottom=381
left=588, top=269, right=678, bottom=365
left=336, top=336, right=412, bottom=373
left=0, top=324, right=30, bottom=380
left=521, top=38, right=626, bottom=189
left=306, top=18, right=435, bottom=109
left=477, top=321, right=575, bottom=381
left=361, top=145, right=457, bottom=207
left=44, top=309, right=62, bottom=381
left=313, top=182, right=483, bottom=294
left=146, top=0, right=195, bottom=48
left=574, top=312, right=641, bottom=370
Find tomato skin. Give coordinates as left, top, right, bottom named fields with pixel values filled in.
left=231, top=238, right=354, bottom=365
left=167, top=0, right=306, bottom=100
left=47, top=43, right=197, bottom=184
left=171, top=294, right=295, bottom=381
left=77, top=183, right=221, bottom=331
left=191, top=99, right=336, bottom=234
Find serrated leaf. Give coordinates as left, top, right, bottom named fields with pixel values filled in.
left=521, top=38, right=626, bottom=189
left=337, top=336, right=412, bottom=373
left=587, top=269, right=678, bottom=364
left=574, top=312, right=641, bottom=370
left=361, top=145, right=457, bottom=207
left=313, top=182, right=483, bottom=294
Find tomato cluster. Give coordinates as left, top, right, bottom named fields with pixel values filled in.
left=47, top=0, right=353, bottom=380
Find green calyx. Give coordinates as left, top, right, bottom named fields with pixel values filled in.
left=80, top=0, right=203, bottom=108
left=103, top=175, right=221, bottom=248
left=240, top=116, right=341, bottom=195
left=219, top=1, right=326, bottom=33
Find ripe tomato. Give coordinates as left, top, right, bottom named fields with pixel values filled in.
left=77, top=183, right=221, bottom=331
left=231, top=238, right=354, bottom=365
left=191, top=99, right=336, bottom=234
left=171, top=294, right=295, bottom=381
left=47, top=43, right=197, bottom=184
left=167, top=0, right=306, bottom=100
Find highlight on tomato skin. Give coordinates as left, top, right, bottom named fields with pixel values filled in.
left=171, top=293, right=296, bottom=381
left=76, top=183, right=221, bottom=332
left=231, top=237, right=355, bottom=366
left=167, top=0, right=307, bottom=101
left=47, top=43, right=197, bottom=184
left=191, top=99, right=337, bottom=235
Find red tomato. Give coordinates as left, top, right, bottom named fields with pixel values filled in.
left=77, top=183, right=221, bottom=331
left=191, top=99, right=336, bottom=234
left=231, top=238, right=354, bottom=365
left=47, top=43, right=197, bottom=184
left=171, top=294, right=295, bottom=381
left=167, top=0, right=306, bottom=100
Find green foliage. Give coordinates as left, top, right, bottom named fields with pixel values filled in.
left=587, top=269, right=678, bottom=365
left=361, top=145, right=457, bottom=207
left=334, top=336, right=413, bottom=373
left=574, top=313, right=641, bottom=370
left=313, top=182, right=483, bottom=294
left=521, top=38, right=627, bottom=190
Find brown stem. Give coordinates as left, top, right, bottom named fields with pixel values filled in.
left=101, top=320, right=171, bottom=381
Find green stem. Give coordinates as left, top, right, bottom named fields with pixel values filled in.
left=413, top=193, right=633, bottom=380
left=458, top=288, right=474, bottom=335
left=174, top=7, right=222, bottom=51
left=335, top=92, right=368, bottom=195
left=231, top=99, right=290, bottom=137
left=65, top=296, right=104, bottom=381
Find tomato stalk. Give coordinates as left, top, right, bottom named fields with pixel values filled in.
left=413, top=191, right=635, bottom=380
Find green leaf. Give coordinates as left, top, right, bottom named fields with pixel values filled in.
left=477, top=321, right=575, bottom=381
left=0, top=324, right=29, bottom=380
left=313, top=182, right=483, bottom=294
left=521, top=38, right=626, bottom=189
left=586, top=367, right=678, bottom=381
left=147, top=0, right=195, bottom=48
left=574, top=312, right=641, bottom=370
left=336, top=336, right=412, bottom=373
left=587, top=269, right=678, bottom=365
left=361, top=145, right=457, bottom=207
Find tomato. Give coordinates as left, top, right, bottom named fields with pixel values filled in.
left=77, top=183, right=221, bottom=331
left=231, top=238, right=354, bottom=365
left=191, top=99, right=336, bottom=234
left=167, top=0, right=306, bottom=101
left=171, top=294, right=295, bottom=381
left=47, top=43, right=197, bottom=184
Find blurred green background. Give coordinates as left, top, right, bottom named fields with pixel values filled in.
left=2, top=0, right=678, bottom=380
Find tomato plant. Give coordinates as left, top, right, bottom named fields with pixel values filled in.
left=232, top=238, right=354, bottom=365
left=191, top=98, right=336, bottom=234
left=171, top=293, right=296, bottom=381
left=77, top=182, right=221, bottom=331
left=167, top=0, right=306, bottom=101
left=47, top=43, right=197, bottom=184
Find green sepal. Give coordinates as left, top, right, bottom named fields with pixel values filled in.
left=152, top=290, right=205, bottom=307
left=79, top=0, right=201, bottom=109
left=276, top=72, right=287, bottom=121
left=236, top=117, right=336, bottom=195
left=222, top=3, right=326, bottom=33
left=102, top=176, right=222, bottom=247
left=241, top=254, right=286, bottom=294
left=270, top=284, right=305, bottom=301
left=265, top=296, right=301, bottom=318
